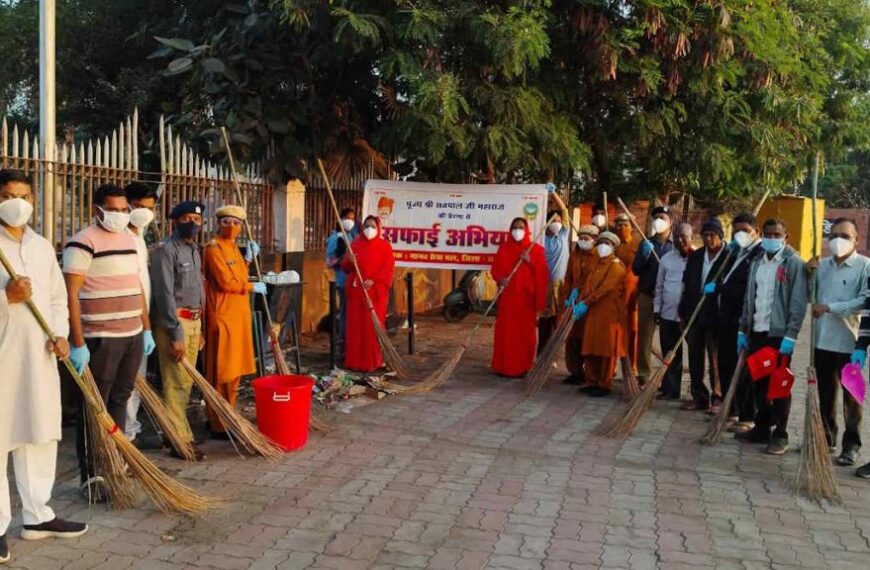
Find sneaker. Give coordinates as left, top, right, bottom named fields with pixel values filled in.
left=0, top=534, right=8, bottom=564
left=837, top=449, right=859, bottom=467
left=765, top=437, right=789, bottom=456
left=20, top=519, right=88, bottom=541
left=79, top=477, right=108, bottom=504
left=728, top=421, right=755, bottom=434
left=855, top=461, right=870, bottom=479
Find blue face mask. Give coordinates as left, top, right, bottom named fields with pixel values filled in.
left=761, top=237, right=784, bottom=253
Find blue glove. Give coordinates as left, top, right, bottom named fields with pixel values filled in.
left=564, top=288, right=579, bottom=307
left=851, top=349, right=867, bottom=368
left=69, top=344, right=90, bottom=375
left=729, top=239, right=740, bottom=251
left=572, top=301, right=588, bottom=319
left=143, top=330, right=155, bottom=357
left=245, top=241, right=260, bottom=262
left=545, top=182, right=556, bottom=193
left=253, top=282, right=268, bottom=295
left=737, top=332, right=748, bottom=354
left=703, top=282, right=716, bottom=295
left=640, top=240, right=653, bottom=259
left=779, top=338, right=795, bottom=356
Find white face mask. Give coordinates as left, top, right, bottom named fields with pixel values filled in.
left=0, top=197, right=34, bottom=227
left=129, top=208, right=155, bottom=230
left=652, top=218, right=670, bottom=235
left=363, top=226, right=378, bottom=240
left=597, top=243, right=613, bottom=258
left=829, top=237, right=855, bottom=258
left=548, top=222, right=562, bottom=234
left=577, top=239, right=593, bottom=251
left=98, top=207, right=131, bottom=233
left=511, top=228, right=526, bottom=242
left=733, top=230, right=753, bottom=249
left=592, top=214, right=606, bottom=228
left=341, top=218, right=355, bottom=232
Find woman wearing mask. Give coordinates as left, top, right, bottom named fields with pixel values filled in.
left=202, top=206, right=266, bottom=438
left=578, top=232, right=627, bottom=397
left=342, top=216, right=395, bottom=372
left=562, top=225, right=600, bottom=384
left=326, top=208, right=358, bottom=362
left=490, top=217, right=549, bottom=377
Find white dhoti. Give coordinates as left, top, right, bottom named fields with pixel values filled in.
left=0, top=442, right=57, bottom=534
left=124, top=359, right=147, bottom=440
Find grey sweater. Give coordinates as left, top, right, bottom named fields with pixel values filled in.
left=739, top=245, right=808, bottom=340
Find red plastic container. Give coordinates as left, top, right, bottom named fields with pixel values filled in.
left=252, top=375, right=314, bottom=451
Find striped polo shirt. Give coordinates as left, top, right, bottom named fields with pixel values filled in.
left=63, top=225, right=144, bottom=338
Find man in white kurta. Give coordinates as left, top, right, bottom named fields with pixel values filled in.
left=0, top=170, right=87, bottom=564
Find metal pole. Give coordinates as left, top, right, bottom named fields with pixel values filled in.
left=406, top=272, right=415, bottom=355
left=39, top=0, right=56, bottom=245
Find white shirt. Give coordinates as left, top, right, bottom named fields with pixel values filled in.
left=654, top=250, right=688, bottom=321
left=752, top=248, right=785, bottom=333
left=701, top=246, right=724, bottom=291
left=0, top=225, right=69, bottom=452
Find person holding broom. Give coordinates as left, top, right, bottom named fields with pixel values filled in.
left=562, top=224, right=600, bottom=384
left=0, top=169, right=88, bottom=564
left=491, top=217, right=549, bottom=377
left=202, top=205, right=265, bottom=439
left=807, top=218, right=870, bottom=467
left=576, top=231, right=627, bottom=397
left=149, top=201, right=207, bottom=461
left=326, top=207, right=358, bottom=363
left=735, top=218, right=808, bottom=455
left=342, top=215, right=395, bottom=372
left=539, top=194, right=571, bottom=354
left=614, top=213, right=640, bottom=373
left=717, top=212, right=763, bottom=434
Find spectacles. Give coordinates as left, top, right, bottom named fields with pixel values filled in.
left=219, top=218, right=243, bottom=226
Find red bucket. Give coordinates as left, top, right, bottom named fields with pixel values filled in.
left=252, top=375, right=314, bottom=451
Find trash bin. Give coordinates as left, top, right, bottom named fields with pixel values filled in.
left=251, top=375, right=314, bottom=451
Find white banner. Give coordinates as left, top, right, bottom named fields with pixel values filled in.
left=362, top=180, right=548, bottom=270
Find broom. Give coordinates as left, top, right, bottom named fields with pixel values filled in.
left=616, top=197, right=660, bottom=263
left=222, top=129, right=333, bottom=433
left=524, top=306, right=576, bottom=396
left=180, top=358, right=284, bottom=460
left=315, top=158, right=410, bottom=379
left=372, top=210, right=562, bottom=396
left=0, top=249, right=215, bottom=515
left=794, top=152, right=840, bottom=502
left=134, top=374, right=195, bottom=461
left=620, top=356, right=641, bottom=400
left=698, top=351, right=747, bottom=445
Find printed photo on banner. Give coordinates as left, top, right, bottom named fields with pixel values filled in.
left=362, top=180, right=549, bottom=270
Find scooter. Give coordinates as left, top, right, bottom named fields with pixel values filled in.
left=442, top=270, right=498, bottom=322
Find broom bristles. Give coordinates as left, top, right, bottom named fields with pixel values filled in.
left=525, top=309, right=575, bottom=396
left=620, top=357, right=640, bottom=401
left=372, top=312, right=410, bottom=379
left=135, top=375, right=195, bottom=461
left=372, top=345, right=466, bottom=396
left=594, top=365, right=665, bottom=438
left=181, top=359, right=284, bottom=460
left=793, top=368, right=841, bottom=502
left=310, top=408, right=335, bottom=432
left=699, top=352, right=746, bottom=445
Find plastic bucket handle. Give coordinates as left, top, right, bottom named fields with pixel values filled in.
left=272, top=393, right=291, bottom=402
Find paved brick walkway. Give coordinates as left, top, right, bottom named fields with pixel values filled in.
left=4, top=315, right=870, bottom=569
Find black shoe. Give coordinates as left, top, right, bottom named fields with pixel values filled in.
left=855, top=461, right=870, bottom=479
left=79, top=477, right=108, bottom=504
left=578, top=384, right=596, bottom=394
left=563, top=375, right=584, bottom=385
left=765, top=437, right=789, bottom=456
left=589, top=387, right=612, bottom=398
left=838, top=449, right=859, bottom=467
left=168, top=444, right=206, bottom=461
left=735, top=428, right=769, bottom=444
left=20, top=518, right=88, bottom=541
left=210, top=430, right=231, bottom=441
left=0, top=534, right=8, bottom=564
left=134, top=433, right=165, bottom=451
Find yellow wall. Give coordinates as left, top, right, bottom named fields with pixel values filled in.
left=757, top=196, right=825, bottom=260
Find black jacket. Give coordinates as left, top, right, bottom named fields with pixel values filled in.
left=678, top=246, right=730, bottom=328
left=717, top=242, right=764, bottom=326
left=632, top=236, right=674, bottom=295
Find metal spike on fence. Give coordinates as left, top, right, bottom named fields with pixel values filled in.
left=1, top=118, right=7, bottom=166
left=132, top=108, right=139, bottom=172
left=126, top=117, right=134, bottom=173
left=117, top=124, right=124, bottom=170
left=95, top=139, right=103, bottom=168
left=12, top=124, right=19, bottom=166
left=103, top=136, right=110, bottom=168
left=22, top=130, right=29, bottom=161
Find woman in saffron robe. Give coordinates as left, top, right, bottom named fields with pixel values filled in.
left=491, top=217, right=549, bottom=377
left=342, top=215, right=395, bottom=372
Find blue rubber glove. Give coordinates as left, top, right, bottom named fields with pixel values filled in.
left=573, top=301, right=588, bottom=319
left=69, top=344, right=90, bottom=375
left=546, top=182, right=556, bottom=193
left=851, top=348, right=867, bottom=368
left=253, top=282, right=268, bottom=295
left=703, top=282, right=716, bottom=295
left=564, top=288, right=579, bottom=307
left=729, top=239, right=740, bottom=251
left=779, top=338, right=796, bottom=356
left=143, top=330, right=155, bottom=357
left=737, top=332, right=748, bottom=354
left=640, top=240, right=653, bottom=259
left=245, top=241, right=260, bottom=262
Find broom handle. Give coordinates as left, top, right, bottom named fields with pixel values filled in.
left=464, top=211, right=560, bottom=342
left=615, top=197, right=660, bottom=263
left=602, top=192, right=609, bottom=226
left=0, top=246, right=107, bottom=416
left=809, top=152, right=821, bottom=367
